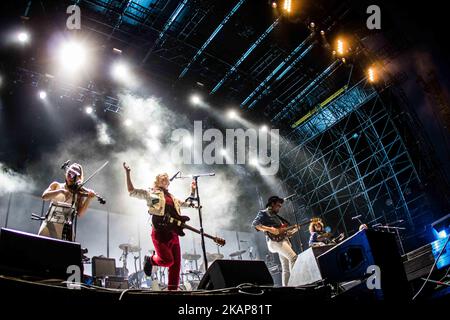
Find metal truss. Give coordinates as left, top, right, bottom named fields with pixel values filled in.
left=275, top=82, right=426, bottom=251
left=13, top=68, right=122, bottom=113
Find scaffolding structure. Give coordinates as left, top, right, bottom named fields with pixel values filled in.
left=275, top=80, right=430, bottom=252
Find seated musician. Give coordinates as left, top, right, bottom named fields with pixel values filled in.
left=252, top=196, right=297, bottom=286
left=308, top=218, right=331, bottom=247
left=39, top=163, right=96, bottom=241
left=308, top=218, right=347, bottom=247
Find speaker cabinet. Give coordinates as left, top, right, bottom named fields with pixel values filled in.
left=198, top=259, right=274, bottom=290
left=317, top=229, right=410, bottom=300
left=0, top=228, right=82, bottom=280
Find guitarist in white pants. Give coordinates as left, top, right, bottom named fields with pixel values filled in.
left=252, top=196, right=298, bottom=286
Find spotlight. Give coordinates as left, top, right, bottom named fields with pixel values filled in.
left=58, top=41, right=87, bottom=72
left=190, top=94, right=202, bottom=106
left=250, top=158, right=259, bottom=167
left=336, top=39, right=345, bottom=56
left=111, top=62, right=129, bottom=80
left=260, top=125, right=268, bottom=132
left=220, top=149, right=227, bottom=156
left=227, top=110, right=238, bottom=120
left=124, top=119, right=133, bottom=126
left=438, top=230, right=447, bottom=239
left=85, top=106, right=93, bottom=114
left=368, top=67, right=376, bottom=83
left=17, top=31, right=30, bottom=43
left=283, top=0, right=291, bottom=13
left=39, top=91, right=47, bottom=99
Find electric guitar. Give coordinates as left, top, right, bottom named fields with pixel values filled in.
left=267, top=217, right=321, bottom=242
left=159, top=214, right=226, bottom=247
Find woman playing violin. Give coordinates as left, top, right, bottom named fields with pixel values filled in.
left=38, top=163, right=96, bottom=240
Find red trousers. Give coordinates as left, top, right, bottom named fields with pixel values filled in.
left=151, top=229, right=181, bottom=290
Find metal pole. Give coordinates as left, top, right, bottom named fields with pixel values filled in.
left=106, top=209, right=110, bottom=258
left=4, top=193, right=12, bottom=228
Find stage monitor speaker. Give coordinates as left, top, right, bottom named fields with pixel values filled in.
left=317, top=229, right=409, bottom=300
left=91, top=256, right=116, bottom=278
left=198, top=259, right=274, bottom=290
left=0, top=228, right=82, bottom=280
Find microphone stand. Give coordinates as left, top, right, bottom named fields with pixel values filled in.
left=176, top=172, right=215, bottom=272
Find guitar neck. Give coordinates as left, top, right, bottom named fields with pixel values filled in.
left=182, top=223, right=217, bottom=241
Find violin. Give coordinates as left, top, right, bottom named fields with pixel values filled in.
left=67, top=182, right=106, bottom=205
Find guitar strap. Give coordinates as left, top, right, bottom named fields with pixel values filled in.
left=274, top=214, right=291, bottom=226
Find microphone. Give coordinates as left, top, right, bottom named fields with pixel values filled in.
left=351, top=215, right=362, bottom=220
left=61, top=160, right=71, bottom=170
left=169, top=171, right=180, bottom=181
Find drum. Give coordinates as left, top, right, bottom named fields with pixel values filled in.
left=184, top=280, right=200, bottom=291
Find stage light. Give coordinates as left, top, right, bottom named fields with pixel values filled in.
left=85, top=106, right=93, bottom=114
left=260, top=125, right=268, bottom=132
left=431, top=213, right=450, bottom=241
left=220, top=149, right=227, bottom=156
left=438, top=230, right=447, bottom=239
left=58, top=41, right=87, bottom=72
left=190, top=94, right=202, bottom=106
left=250, top=158, right=259, bottom=167
left=271, top=2, right=277, bottom=9
left=283, top=0, right=291, bottom=13
left=111, top=62, right=130, bottom=80
left=17, top=31, right=30, bottom=43
left=124, top=119, right=133, bottom=126
left=39, top=91, right=47, bottom=99
left=368, top=67, right=376, bottom=83
left=227, top=110, right=238, bottom=120
left=336, top=39, right=345, bottom=56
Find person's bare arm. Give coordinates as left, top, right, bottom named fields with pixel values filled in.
left=77, top=188, right=96, bottom=217
left=42, top=182, right=70, bottom=201
left=123, top=162, right=135, bottom=192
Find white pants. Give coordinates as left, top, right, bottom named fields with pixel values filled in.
left=267, top=239, right=297, bottom=286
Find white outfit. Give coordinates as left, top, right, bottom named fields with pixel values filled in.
left=267, top=238, right=297, bottom=286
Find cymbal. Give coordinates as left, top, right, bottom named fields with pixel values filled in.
left=182, top=253, right=201, bottom=260
left=119, top=243, right=141, bottom=252
left=206, top=253, right=224, bottom=260
left=229, top=250, right=247, bottom=257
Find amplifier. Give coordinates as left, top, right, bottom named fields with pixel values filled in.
left=91, top=256, right=116, bottom=278
left=105, top=276, right=129, bottom=289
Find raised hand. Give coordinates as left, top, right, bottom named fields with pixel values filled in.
left=123, top=162, right=131, bottom=173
